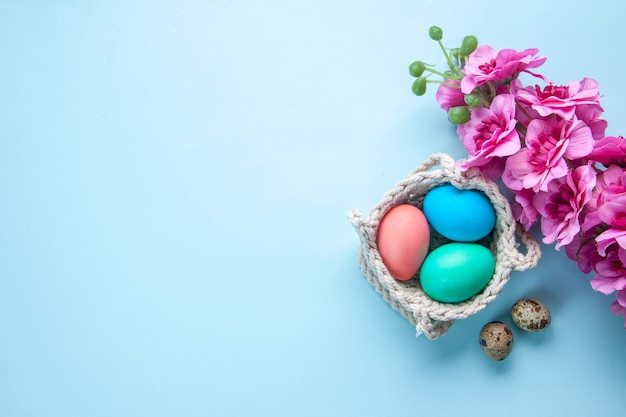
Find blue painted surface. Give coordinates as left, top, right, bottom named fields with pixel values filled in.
left=1, top=1, right=625, bottom=416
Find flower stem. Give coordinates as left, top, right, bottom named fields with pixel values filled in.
left=473, top=86, right=493, bottom=106
left=437, top=40, right=464, bottom=78
left=423, top=66, right=453, bottom=79
left=487, top=82, right=496, bottom=100
left=515, top=100, right=533, bottom=123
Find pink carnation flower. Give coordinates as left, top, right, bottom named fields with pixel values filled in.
left=458, top=93, right=520, bottom=171
left=461, top=45, right=547, bottom=94
left=610, top=289, right=626, bottom=328
left=502, top=117, right=594, bottom=192
left=565, top=228, right=604, bottom=274
left=584, top=166, right=626, bottom=255
left=507, top=79, right=545, bottom=127
left=582, top=164, right=626, bottom=232
left=511, top=187, right=539, bottom=232
left=591, top=245, right=626, bottom=294
left=595, top=194, right=626, bottom=255
left=533, top=164, right=596, bottom=249
left=435, top=79, right=466, bottom=111
left=588, top=136, right=626, bottom=167
left=515, top=78, right=602, bottom=120
left=575, top=78, right=607, bottom=140
left=576, top=104, right=607, bottom=141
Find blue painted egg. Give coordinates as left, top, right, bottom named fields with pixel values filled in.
left=422, top=184, right=496, bottom=242
left=419, top=242, right=495, bottom=303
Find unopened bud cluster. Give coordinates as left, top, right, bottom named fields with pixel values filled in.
left=408, top=26, right=478, bottom=124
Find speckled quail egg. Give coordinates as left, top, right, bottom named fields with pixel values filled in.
left=511, top=298, right=551, bottom=332
left=479, top=321, right=513, bottom=361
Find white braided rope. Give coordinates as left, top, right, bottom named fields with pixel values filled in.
left=348, top=153, right=541, bottom=340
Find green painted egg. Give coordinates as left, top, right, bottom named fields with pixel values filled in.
left=419, top=242, right=495, bottom=303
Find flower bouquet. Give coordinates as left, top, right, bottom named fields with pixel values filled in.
left=409, top=26, right=626, bottom=327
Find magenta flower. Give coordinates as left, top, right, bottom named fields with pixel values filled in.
left=565, top=228, right=604, bottom=274
left=533, top=164, right=596, bottom=249
left=458, top=94, right=520, bottom=171
left=510, top=187, right=539, bottom=232
left=515, top=78, right=602, bottom=120
left=461, top=45, right=547, bottom=94
left=588, top=136, right=626, bottom=167
left=611, top=289, right=626, bottom=328
left=436, top=79, right=466, bottom=111
left=502, top=117, right=594, bottom=192
left=591, top=245, right=626, bottom=294
left=508, top=79, right=539, bottom=122
left=567, top=79, right=607, bottom=140
left=595, top=194, right=626, bottom=255
left=576, top=101, right=607, bottom=141
left=582, top=164, right=626, bottom=232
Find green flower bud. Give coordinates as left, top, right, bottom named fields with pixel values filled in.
left=464, top=93, right=482, bottom=108
left=459, top=35, right=478, bottom=56
left=409, top=61, right=426, bottom=77
left=429, top=26, right=443, bottom=41
left=411, top=77, right=427, bottom=96
left=447, top=106, right=471, bottom=124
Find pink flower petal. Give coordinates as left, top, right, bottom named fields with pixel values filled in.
left=591, top=275, right=620, bottom=295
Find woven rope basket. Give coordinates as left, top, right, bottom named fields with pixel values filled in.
left=348, top=153, right=541, bottom=340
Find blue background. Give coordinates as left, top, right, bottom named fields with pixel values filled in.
left=1, top=1, right=625, bottom=416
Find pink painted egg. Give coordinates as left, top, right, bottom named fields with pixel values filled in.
left=376, top=204, right=430, bottom=281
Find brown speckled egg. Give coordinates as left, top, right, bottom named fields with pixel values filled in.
left=512, top=298, right=551, bottom=332
left=479, top=321, right=513, bottom=361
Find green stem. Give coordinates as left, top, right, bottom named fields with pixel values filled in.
left=437, top=40, right=463, bottom=77
left=515, top=100, right=533, bottom=123
left=423, top=67, right=453, bottom=79
left=474, top=87, right=492, bottom=106
left=487, top=82, right=496, bottom=100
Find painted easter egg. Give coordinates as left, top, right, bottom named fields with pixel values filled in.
left=376, top=204, right=430, bottom=281
left=419, top=242, right=495, bottom=303
left=422, top=184, right=496, bottom=242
